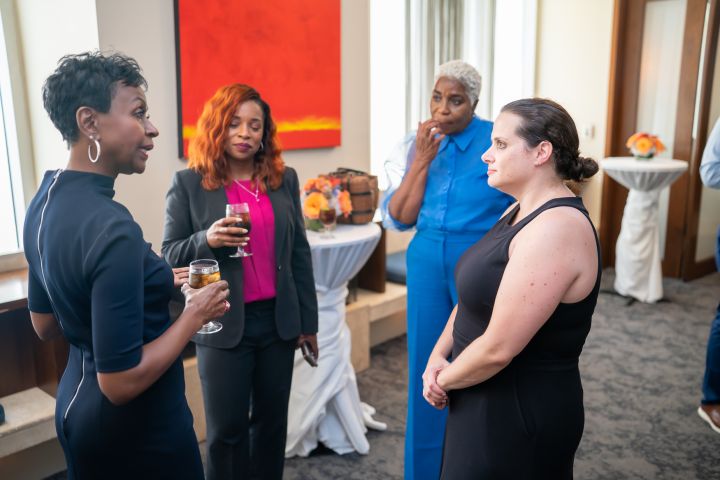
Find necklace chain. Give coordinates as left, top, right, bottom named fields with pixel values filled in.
left=233, top=179, right=260, bottom=202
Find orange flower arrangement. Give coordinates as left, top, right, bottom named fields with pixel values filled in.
left=303, top=176, right=336, bottom=194
left=303, top=191, right=328, bottom=219
left=626, top=132, right=666, bottom=159
left=337, top=190, right=352, bottom=216
left=302, top=175, right=352, bottom=230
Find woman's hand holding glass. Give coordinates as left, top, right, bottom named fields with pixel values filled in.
left=206, top=216, right=249, bottom=250
left=184, top=259, right=226, bottom=334
left=180, top=276, right=229, bottom=333
left=226, top=203, right=252, bottom=257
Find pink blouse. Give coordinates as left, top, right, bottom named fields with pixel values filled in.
left=225, top=179, right=277, bottom=303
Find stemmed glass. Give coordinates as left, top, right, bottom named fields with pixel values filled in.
left=318, top=204, right=337, bottom=239
left=189, top=259, right=223, bottom=334
left=226, top=203, right=252, bottom=257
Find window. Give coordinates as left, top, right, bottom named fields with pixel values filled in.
left=0, top=0, right=32, bottom=271
left=369, top=0, right=537, bottom=189
left=370, top=0, right=406, bottom=190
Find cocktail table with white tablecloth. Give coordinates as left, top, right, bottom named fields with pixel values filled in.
left=601, top=157, right=688, bottom=303
left=285, top=223, right=386, bottom=457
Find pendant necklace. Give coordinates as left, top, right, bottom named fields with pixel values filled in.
left=234, top=179, right=260, bottom=202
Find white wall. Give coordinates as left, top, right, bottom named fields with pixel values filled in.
left=15, top=0, right=99, bottom=185
left=534, top=0, right=614, bottom=225
left=95, top=0, right=182, bottom=249
left=13, top=0, right=613, bottom=245
left=94, top=0, right=369, bottom=248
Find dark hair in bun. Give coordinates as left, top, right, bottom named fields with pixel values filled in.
left=501, top=98, right=599, bottom=182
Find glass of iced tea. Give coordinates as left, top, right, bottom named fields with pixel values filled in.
left=226, top=203, right=252, bottom=258
left=189, top=259, right=223, bottom=334
left=318, top=207, right=336, bottom=238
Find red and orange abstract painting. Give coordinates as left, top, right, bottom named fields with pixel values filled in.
left=175, top=0, right=341, bottom=156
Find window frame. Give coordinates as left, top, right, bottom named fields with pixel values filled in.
left=0, top=0, right=37, bottom=272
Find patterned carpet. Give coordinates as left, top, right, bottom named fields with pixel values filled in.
left=575, top=271, right=720, bottom=480
left=46, top=270, right=720, bottom=479
left=285, top=270, right=720, bottom=480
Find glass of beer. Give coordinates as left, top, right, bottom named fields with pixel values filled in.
left=226, top=203, right=252, bottom=258
left=318, top=207, right=336, bottom=238
left=189, top=259, right=223, bottom=334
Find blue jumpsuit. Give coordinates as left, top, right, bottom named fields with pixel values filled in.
left=24, top=170, right=203, bottom=479
left=383, top=117, right=514, bottom=480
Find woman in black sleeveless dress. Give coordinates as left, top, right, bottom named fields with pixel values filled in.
left=421, top=98, right=601, bottom=479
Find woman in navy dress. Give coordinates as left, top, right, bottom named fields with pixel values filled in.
left=23, top=52, right=229, bottom=479
left=423, top=98, right=601, bottom=479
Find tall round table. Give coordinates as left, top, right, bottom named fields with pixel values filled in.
left=285, top=223, right=384, bottom=457
left=601, top=157, right=688, bottom=303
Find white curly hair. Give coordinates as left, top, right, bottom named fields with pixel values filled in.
left=435, top=60, right=482, bottom=105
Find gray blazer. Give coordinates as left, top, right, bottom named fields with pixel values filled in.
left=161, top=167, right=318, bottom=349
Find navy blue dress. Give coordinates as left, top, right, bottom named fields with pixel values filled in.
left=23, top=170, right=203, bottom=480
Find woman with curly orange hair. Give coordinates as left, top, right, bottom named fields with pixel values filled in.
left=162, top=83, right=318, bottom=480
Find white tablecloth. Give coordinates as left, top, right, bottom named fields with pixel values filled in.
left=285, top=223, right=382, bottom=457
left=601, top=157, right=688, bottom=302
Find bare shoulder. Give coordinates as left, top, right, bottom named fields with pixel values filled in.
left=510, top=204, right=597, bottom=272
left=510, top=204, right=598, bottom=301
left=520, top=205, right=594, bottom=245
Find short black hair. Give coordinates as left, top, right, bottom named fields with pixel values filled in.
left=42, top=51, right=147, bottom=145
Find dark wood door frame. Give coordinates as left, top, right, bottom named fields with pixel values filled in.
left=601, top=0, right=717, bottom=280
left=599, top=0, right=646, bottom=269
left=682, top=0, right=720, bottom=279
left=666, top=0, right=710, bottom=278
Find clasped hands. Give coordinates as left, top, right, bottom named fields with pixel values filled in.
left=422, top=357, right=450, bottom=410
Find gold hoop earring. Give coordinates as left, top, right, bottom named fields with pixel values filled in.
left=88, top=137, right=101, bottom=163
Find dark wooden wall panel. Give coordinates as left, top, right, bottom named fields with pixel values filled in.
left=600, top=0, right=647, bottom=267
left=0, top=309, right=38, bottom=398
left=0, top=307, right=67, bottom=399
left=664, top=0, right=709, bottom=277
left=682, top=0, right=720, bottom=280
left=603, top=0, right=717, bottom=280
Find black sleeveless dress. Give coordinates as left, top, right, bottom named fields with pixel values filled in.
left=440, top=197, right=601, bottom=480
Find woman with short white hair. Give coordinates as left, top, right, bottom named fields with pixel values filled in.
left=383, top=59, right=513, bottom=480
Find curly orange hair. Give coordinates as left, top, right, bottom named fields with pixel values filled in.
left=187, top=84, right=284, bottom=191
